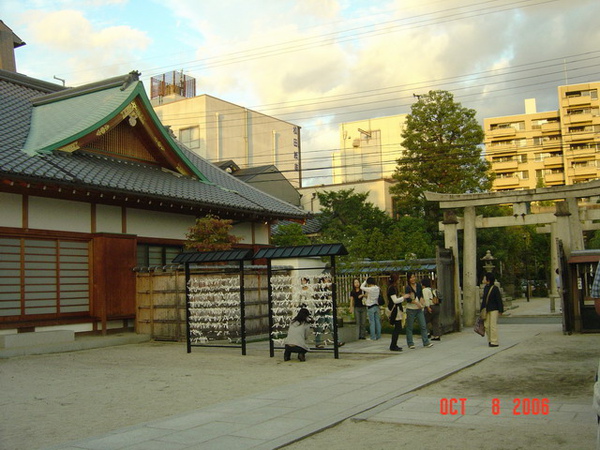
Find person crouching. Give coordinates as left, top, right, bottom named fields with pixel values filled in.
left=284, top=307, right=312, bottom=361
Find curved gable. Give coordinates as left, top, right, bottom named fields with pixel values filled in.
left=22, top=72, right=208, bottom=182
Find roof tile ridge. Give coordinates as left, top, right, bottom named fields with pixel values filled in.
left=31, top=71, right=141, bottom=106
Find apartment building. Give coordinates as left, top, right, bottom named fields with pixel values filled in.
left=297, top=114, right=408, bottom=216
left=484, top=82, right=600, bottom=191
left=333, top=114, right=408, bottom=184
left=151, top=71, right=302, bottom=188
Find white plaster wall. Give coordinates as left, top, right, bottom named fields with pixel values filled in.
left=253, top=223, right=270, bottom=245
left=231, top=222, right=270, bottom=246
left=0, top=193, right=22, bottom=228
left=278, top=257, right=327, bottom=277
left=95, top=204, right=122, bottom=233
left=126, top=208, right=196, bottom=239
left=29, top=197, right=91, bottom=232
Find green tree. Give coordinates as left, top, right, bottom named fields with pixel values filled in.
left=390, top=90, right=492, bottom=236
left=315, top=189, right=434, bottom=261
left=317, top=189, right=394, bottom=233
left=588, top=230, right=600, bottom=249
left=185, top=214, right=242, bottom=251
left=271, top=222, right=311, bottom=246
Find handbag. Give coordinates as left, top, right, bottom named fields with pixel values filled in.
left=474, top=315, right=485, bottom=336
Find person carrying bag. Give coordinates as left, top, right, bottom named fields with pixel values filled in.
left=480, top=272, right=504, bottom=347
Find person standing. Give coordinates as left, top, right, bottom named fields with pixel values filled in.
left=404, top=272, right=433, bottom=349
left=284, top=307, right=312, bottom=361
left=361, top=277, right=382, bottom=341
left=387, top=274, right=403, bottom=352
left=422, top=277, right=442, bottom=341
left=480, top=272, right=504, bottom=347
left=349, top=278, right=367, bottom=340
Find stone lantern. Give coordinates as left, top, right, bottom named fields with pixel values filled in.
left=481, top=250, right=496, bottom=273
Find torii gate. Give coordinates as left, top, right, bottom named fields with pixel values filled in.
left=425, top=179, right=600, bottom=328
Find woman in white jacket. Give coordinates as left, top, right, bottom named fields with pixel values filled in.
left=361, top=277, right=382, bottom=341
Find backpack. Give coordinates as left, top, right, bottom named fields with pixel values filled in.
left=378, top=292, right=385, bottom=306
left=432, top=289, right=442, bottom=304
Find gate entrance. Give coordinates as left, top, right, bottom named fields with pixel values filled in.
left=426, top=179, right=600, bottom=331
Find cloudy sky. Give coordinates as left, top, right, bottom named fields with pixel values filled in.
left=2, top=0, right=599, bottom=185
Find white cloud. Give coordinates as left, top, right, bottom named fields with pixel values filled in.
left=9, top=7, right=151, bottom=85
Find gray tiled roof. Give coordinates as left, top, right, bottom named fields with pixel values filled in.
left=253, top=244, right=348, bottom=259
left=271, top=216, right=323, bottom=235
left=0, top=70, right=307, bottom=220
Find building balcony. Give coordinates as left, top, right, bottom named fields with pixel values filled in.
left=564, top=131, right=595, bottom=142
left=541, top=122, right=561, bottom=133
left=542, top=139, right=562, bottom=149
left=545, top=173, right=565, bottom=184
left=570, top=147, right=596, bottom=159
left=570, top=165, right=598, bottom=177
left=492, top=160, right=519, bottom=171
left=488, top=127, right=517, bottom=138
left=563, top=113, right=593, bottom=125
left=494, top=176, right=521, bottom=188
left=565, top=96, right=592, bottom=107
left=486, top=143, right=517, bottom=154
left=543, top=156, right=564, bottom=167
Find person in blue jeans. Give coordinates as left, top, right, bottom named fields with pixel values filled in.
left=404, top=272, right=433, bottom=349
left=361, top=277, right=381, bottom=340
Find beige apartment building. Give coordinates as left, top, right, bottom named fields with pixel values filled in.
left=151, top=71, right=303, bottom=188
left=484, top=82, right=600, bottom=191
left=333, top=114, right=408, bottom=184
left=297, top=114, right=408, bottom=216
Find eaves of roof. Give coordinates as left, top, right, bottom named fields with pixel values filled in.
left=0, top=71, right=309, bottom=222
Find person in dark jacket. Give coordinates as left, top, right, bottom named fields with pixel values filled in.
left=480, top=272, right=504, bottom=347
left=387, top=274, right=403, bottom=352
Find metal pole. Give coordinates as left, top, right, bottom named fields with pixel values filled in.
left=184, top=263, right=192, bottom=353
left=267, top=260, right=274, bottom=357
left=240, top=260, right=247, bottom=355
left=331, top=255, right=339, bottom=359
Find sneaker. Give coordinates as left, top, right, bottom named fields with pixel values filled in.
left=425, top=343, right=434, bottom=348
left=488, top=343, right=499, bottom=347
left=432, top=337, right=441, bottom=341
left=408, top=345, right=415, bottom=349
left=389, top=347, right=403, bottom=352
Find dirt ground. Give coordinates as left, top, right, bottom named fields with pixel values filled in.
left=0, top=342, right=385, bottom=450
left=284, top=329, right=600, bottom=450
left=1, top=328, right=599, bottom=450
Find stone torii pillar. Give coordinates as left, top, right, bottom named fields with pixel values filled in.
left=442, top=210, right=462, bottom=330
left=462, top=206, right=478, bottom=327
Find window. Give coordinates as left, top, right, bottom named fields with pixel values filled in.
left=490, top=121, right=525, bottom=131
left=137, top=244, right=183, bottom=267
left=179, top=126, right=200, bottom=149
left=566, top=89, right=598, bottom=100
left=0, top=238, right=90, bottom=318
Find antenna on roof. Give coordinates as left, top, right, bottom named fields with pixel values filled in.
left=53, top=75, right=65, bottom=86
